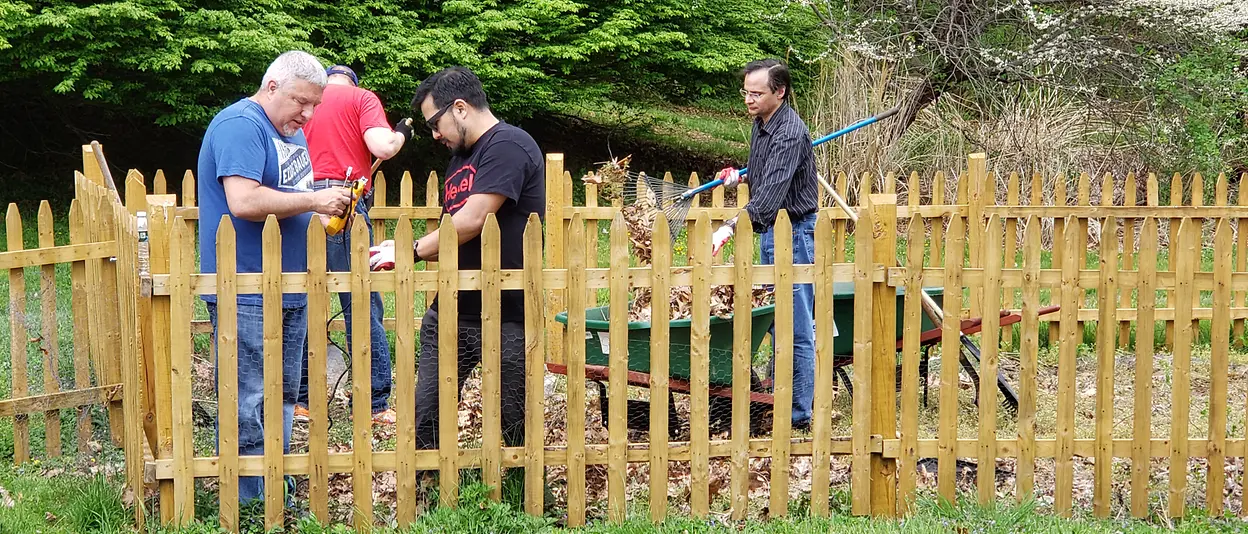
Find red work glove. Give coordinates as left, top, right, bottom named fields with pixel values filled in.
left=716, top=167, right=743, bottom=189
left=368, top=240, right=395, bottom=271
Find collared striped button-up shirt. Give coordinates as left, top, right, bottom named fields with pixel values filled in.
left=743, top=101, right=819, bottom=233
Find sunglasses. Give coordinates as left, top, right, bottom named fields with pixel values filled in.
left=425, top=100, right=459, bottom=132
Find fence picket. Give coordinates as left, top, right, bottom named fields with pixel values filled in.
left=1004, top=173, right=1020, bottom=351
left=350, top=215, right=376, bottom=531
left=1018, top=216, right=1040, bottom=499
left=1208, top=218, right=1232, bottom=515
left=811, top=211, right=835, bottom=516
left=1167, top=174, right=1182, bottom=350
left=977, top=215, right=1002, bottom=504
left=1169, top=217, right=1197, bottom=518
left=306, top=218, right=330, bottom=524
left=1190, top=174, right=1204, bottom=336
left=36, top=202, right=62, bottom=457
left=372, top=171, right=387, bottom=241
left=1056, top=216, right=1079, bottom=517
left=68, top=201, right=95, bottom=452
left=1052, top=175, right=1066, bottom=343
left=7, top=204, right=30, bottom=465
left=1236, top=181, right=1248, bottom=347
left=1121, top=173, right=1137, bottom=346
left=566, top=214, right=588, bottom=527
left=113, top=204, right=145, bottom=530
left=851, top=205, right=875, bottom=515
left=968, top=158, right=987, bottom=320
left=937, top=215, right=964, bottom=503
left=898, top=214, right=924, bottom=513
left=649, top=214, right=672, bottom=523
left=1093, top=216, right=1118, bottom=518
left=425, top=172, right=440, bottom=310
left=393, top=216, right=416, bottom=526
left=1077, top=173, right=1091, bottom=337
left=690, top=213, right=711, bottom=518
left=96, top=193, right=124, bottom=445
left=771, top=210, right=794, bottom=518
left=730, top=211, right=753, bottom=521
left=217, top=217, right=240, bottom=532
left=835, top=172, right=848, bottom=263
left=1132, top=218, right=1158, bottom=518
left=523, top=214, right=546, bottom=516
left=148, top=199, right=177, bottom=523
left=437, top=214, right=460, bottom=507
left=482, top=215, right=503, bottom=502
left=607, top=213, right=629, bottom=523
left=931, top=172, right=946, bottom=265
left=261, top=216, right=284, bottom=530
left=169, top=216, right=195, bottom=524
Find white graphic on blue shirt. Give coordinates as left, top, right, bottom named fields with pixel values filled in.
left=273, top=138, right=313, bottom=191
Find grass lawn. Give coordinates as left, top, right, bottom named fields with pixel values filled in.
left=4, top=465, right=1248, bottom=533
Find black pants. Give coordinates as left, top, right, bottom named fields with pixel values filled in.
left=415, top=308, right=528, bottom=450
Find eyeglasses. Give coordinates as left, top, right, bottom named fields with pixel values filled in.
left=425, top=100, right=458, bottom=132
left=739, top=89, right=768, bottom=101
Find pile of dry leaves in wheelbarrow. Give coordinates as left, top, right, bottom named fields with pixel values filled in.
left=581, top=157, right=773, bottom=323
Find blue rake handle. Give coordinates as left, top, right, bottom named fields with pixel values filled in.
left=678, top=105, right=902, bottom=201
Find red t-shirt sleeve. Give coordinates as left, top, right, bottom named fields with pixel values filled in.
left=357, top=91, right=390, bottom=134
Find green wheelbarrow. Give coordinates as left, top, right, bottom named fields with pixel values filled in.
left=551, top=305, right=778, bottom=437
left=553, top=285, right=1052, bottom=432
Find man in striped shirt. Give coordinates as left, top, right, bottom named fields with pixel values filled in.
left=713, top=59, right=820, bottom=431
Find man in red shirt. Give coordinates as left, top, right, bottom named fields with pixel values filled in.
left=300, top=64, right=413, bottom=425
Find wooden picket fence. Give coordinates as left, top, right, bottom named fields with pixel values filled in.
left=1, top=145, right=148, bottom=526
left=12, top=145, right=1248, bottom=530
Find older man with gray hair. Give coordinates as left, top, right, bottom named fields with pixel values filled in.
left=198, top=50, right=352, bottom=504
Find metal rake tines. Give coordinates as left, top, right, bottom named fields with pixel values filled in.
left=617, top=171, right=692, bottom=243
left=618, top=171, right=693, bottom=204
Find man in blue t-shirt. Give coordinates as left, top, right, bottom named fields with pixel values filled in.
left=198, top=50, right=352, bottom=505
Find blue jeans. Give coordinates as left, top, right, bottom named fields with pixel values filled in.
left=761, top=212, right=817, bottom=425
left=208, top=302, right=305, bottom=503
left=299, top=199, right=393, bottom=413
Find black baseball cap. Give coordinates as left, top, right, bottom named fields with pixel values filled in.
left=326, top=65, right=358, bottom=86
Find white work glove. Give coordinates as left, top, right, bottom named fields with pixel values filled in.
left=711, top=224, right=735, bottom=257
left=368, top=240, right=396, bottom=271
left=716, top=167, right=743, bottom=189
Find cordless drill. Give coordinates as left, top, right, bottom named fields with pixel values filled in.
left=325, top=166, right=367, bottom=236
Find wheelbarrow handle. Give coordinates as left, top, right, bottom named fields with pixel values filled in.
left=820, top=176, right=948, bottom=327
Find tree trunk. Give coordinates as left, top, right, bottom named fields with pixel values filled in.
left=883, top=75, right=942, bottom=147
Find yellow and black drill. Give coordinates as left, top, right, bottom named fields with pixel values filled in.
left=325, top=166, right=368, bottom=236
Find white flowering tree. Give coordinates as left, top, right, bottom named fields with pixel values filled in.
left=796, top=0, right=1248, bottom=171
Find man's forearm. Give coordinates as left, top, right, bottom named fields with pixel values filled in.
left=228, top=186, right=318, bottom=222
left=413, top=208, right=491, bottom=262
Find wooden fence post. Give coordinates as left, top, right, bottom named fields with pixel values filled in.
left=146, top=197, right=177, bottom=524
left=545, top=154, right=566, bottom=366
left=869, top=193, right=898, bottom=517
left=125, top=175, right=162, bottom=460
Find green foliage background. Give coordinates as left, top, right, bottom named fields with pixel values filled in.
left=0, top=0, right=818, bottom=127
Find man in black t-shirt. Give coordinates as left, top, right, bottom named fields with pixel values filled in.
left=369, top=66, right=545, bottom=450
